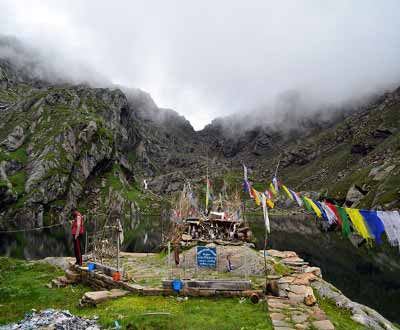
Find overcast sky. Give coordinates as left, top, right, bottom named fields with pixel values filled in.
left=1, top=1, right=400, bottom=129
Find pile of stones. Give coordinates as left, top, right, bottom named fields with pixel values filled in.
left=0, top=309, right=100, bottom=330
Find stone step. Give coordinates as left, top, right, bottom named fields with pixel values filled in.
left=51, top=278, right=67, bottom=288
left=80, top=289, right=129, bottom=306
left=65, top=269, right=80, bottom=282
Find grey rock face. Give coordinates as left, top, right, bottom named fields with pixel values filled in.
left=312, top=279, right=396, bottom=330
left=1, top=125, right=25, bottom=151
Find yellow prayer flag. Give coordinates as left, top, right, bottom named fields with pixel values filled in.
left=282, top=185, right=294, bottom=200
left=252, top=188, right=261, bottom=206
left=346, top=208, right=373, bottom=241
left=269, top=183, right=277, bottom=195
left=304, top=197, right=322, bottom=218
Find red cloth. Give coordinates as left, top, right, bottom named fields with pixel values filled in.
left=72, top=212, right=84, bottom=235
left=325, top=203, right=342, bottom=227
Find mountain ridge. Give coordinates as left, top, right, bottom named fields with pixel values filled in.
left=1, top=38, right=400, bottom=230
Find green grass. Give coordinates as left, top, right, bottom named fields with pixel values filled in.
left=8, top=171, right=26, bottom=195
left=0, top=258, right=273, bottom=330
left=0, top=258, right=88, bottom=324
left=272, top=262, right=291, bottom=276
left=315, top=293, right=366, bottom=330
left=78, top=296, right=273, bottom=330
left=0, top=148, right=28, bottom=164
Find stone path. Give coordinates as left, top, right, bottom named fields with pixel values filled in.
left=268, top=296, right=334, bottom=330
left=266, top=250, right=335, bottom=330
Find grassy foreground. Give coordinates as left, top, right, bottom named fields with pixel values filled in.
left=0, top=258, right=273, bottom=330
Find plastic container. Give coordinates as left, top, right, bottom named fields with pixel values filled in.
left=88, top=263, right=96, bottom=272
left=113, top=271, right=121, bottom=282
left=172, top=279, right=183, bottom=292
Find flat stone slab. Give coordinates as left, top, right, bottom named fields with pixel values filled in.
left=83, top=289, right=129, bottom=304
left=272, top=320, right=292, bottom=327
left=278, top=276, right=295, bottom=284
left=292, top=273, right=317, bottom=285
left=312, top=320, right=334, bottom=330
left=270, top=312, right=285, bottom=321
left=282, top=257, right=304, bottom=263
left=291, top=313, right=308, bottom=323
left=265, top=250, right=298, bottom=259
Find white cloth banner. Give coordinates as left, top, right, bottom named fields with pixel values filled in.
left=243, top=164, right=248, bottom=181
left=261, top=193, right=270, bottom=233
left=377, top=211, right=400, bottom=249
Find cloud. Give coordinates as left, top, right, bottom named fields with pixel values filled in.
left=1, top=0, right=400, bottom=130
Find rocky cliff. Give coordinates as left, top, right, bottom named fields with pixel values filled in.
left=0, top=44, right=201, bottom=229
left=1, top=37, right=400, bottom=230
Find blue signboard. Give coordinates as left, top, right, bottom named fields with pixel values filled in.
left=197, top=246, right=217, bottom=268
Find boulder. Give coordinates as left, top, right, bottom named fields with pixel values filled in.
left=345, top=185, right=365, bottom=206
left=1, top=125, right=25, bottom=151
left=312, top=320, right=334, bottom=330
left=303, top=267, right=321, bottom=277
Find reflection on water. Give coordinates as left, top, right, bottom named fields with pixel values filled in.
left=1, top=214, right=399, bottom=322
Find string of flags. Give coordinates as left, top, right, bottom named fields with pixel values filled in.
left=242, top=164, right=400, bottom=251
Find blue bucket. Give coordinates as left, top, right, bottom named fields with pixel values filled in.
left=172, top=279, right=183, bottom=292
left=88, top=263, right=96, bottom=272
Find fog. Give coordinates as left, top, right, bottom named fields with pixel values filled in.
left=1, top=1, right=400, bottom=130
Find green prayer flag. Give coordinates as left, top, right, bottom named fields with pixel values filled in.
left=337, top=206, right=351, bottom=238
left=302, top=196, right=313, bottom=213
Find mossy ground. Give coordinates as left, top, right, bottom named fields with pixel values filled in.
left=0, top=258, right=273, bottom=330
left=315, top=293, right=366, bottom=330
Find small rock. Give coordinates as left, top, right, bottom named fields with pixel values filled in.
left=270, top=312, right=285, bottom=321
left=312, top=319, right=335, bottom=330
left=304, top=293, right=316, bottom=306
left=292, top=313, right=308, bottom=323
left=303, top=267, right=321, bottom=277
left=292, top=273, right=316, bottom=285
left=272, top=320, right=292, bottom=327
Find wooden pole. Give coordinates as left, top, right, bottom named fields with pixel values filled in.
left=274, top=159, right=280, bottom=178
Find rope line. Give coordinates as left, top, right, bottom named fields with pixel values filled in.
left=0, top=223, right=65, bottom=233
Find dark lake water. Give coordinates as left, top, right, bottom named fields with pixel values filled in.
left=1, top=214, right=400, bottom=323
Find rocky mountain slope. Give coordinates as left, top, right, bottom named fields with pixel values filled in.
left=1, top=37, right=400, bottom=230
left=0, top=52, right=201, bottom=229
left=200, top=88, right=400, bottom=210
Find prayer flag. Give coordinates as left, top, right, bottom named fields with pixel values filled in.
left=336, top=206, right=351, bottom=238
left=269, top=183, right=277, bottom=196
left=261, top=193, right=270, bottom=233
left=264, top=189, right=273, bottom=199
left=377, top=211, right=400, bottom=248
left=252, top=188, right=261, bottom=206
left=325, top=203, right=342, bottom=227
left=320, top=202, right=338, bottom=225
left=282, top=185, right=294, bottom=200
left=302, top=196, right=313, bottom=213
left=346, top=208, right=373, bottom=242
left=289, top=189, right=303, bottom=207
left=314, top=200, right=329, bottom=222
left=359, top=210, right=385, bottom=244
left=272, top=176, right=279, bottom=192
left=304, top=197, right=322, bottom=218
